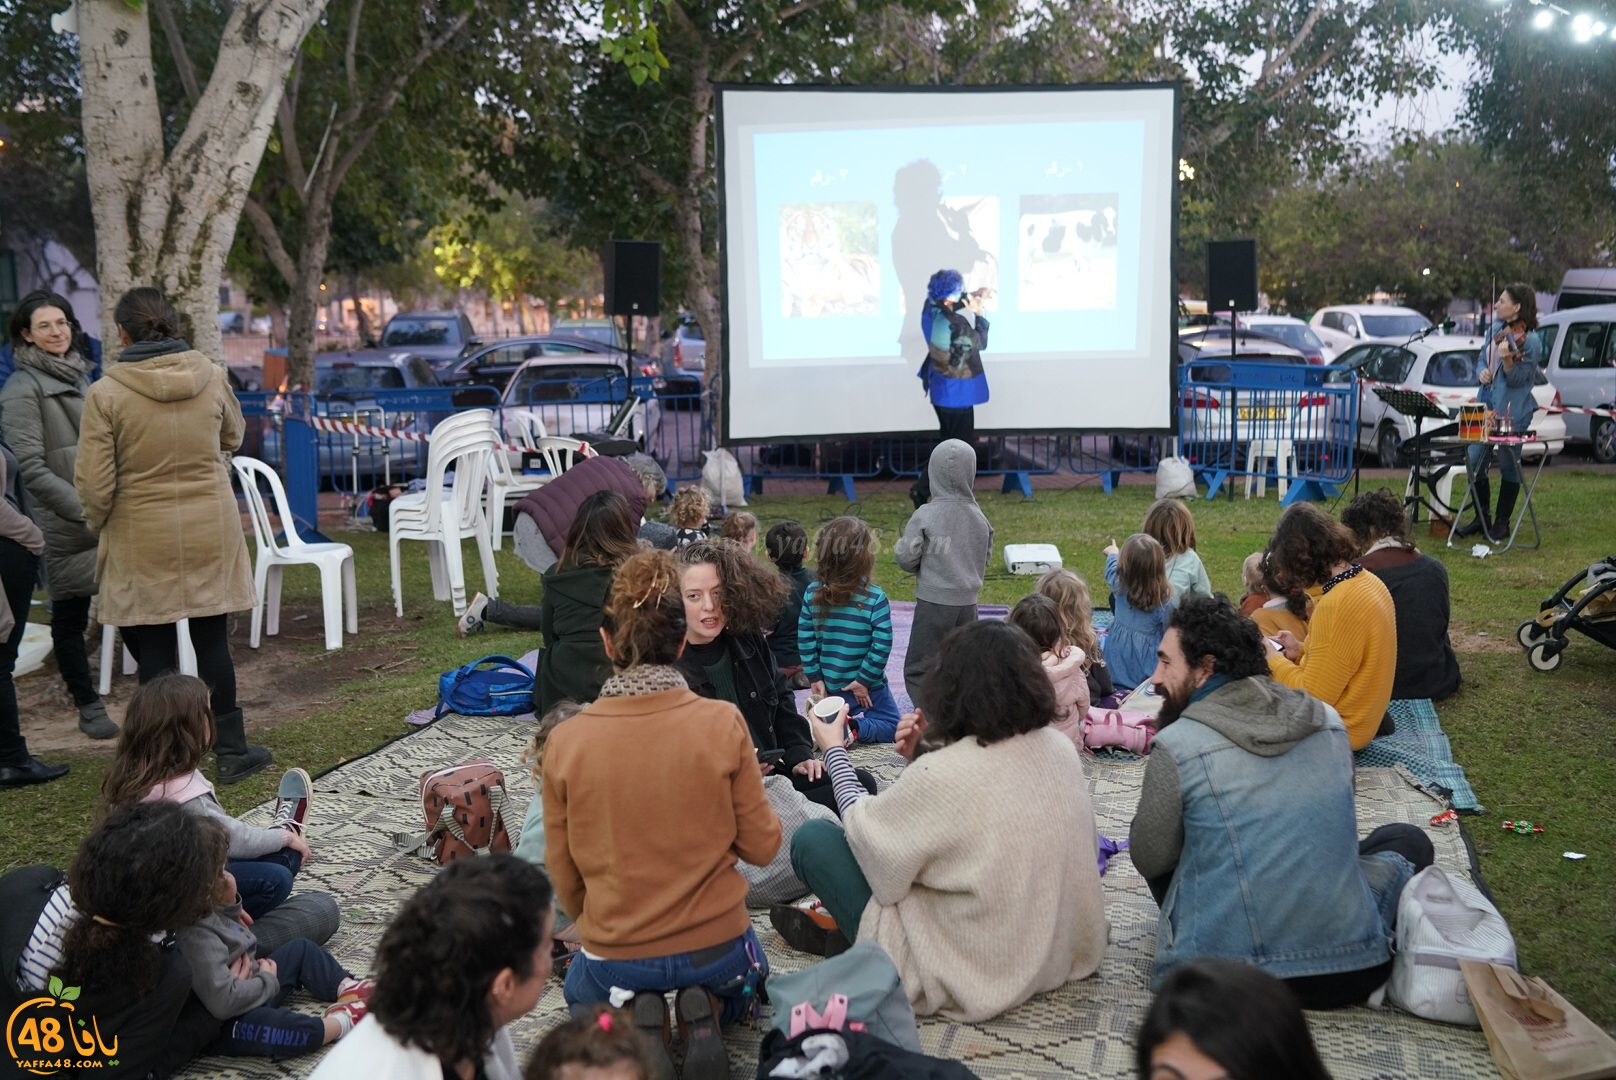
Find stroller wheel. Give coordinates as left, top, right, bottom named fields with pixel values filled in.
left=1527, top=641, right=1563, bottom=673
left=1517, top=619, right=1549, bottom=649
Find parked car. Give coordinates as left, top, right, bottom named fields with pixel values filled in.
left=1554, top=268, right=1616, bottom=313
left=499, top=354, right=657, bottom=445
left=1333, top=336, right=1566, bottom=465
left=371, top=310, right=481, bottom=373
left=261, top=353, right=445, bottom=486
left=1232, top=314, right=1334, bottom=363
left=551, top=317, right=625, bottom=349
left=1309, top=304, right=1431, bottom=355
left=444, top=335, right=631, bottom=394
left=1535, top=303, right=1616, bottom=462
left=219, top=310, right=247, bottom=335
left=660, top=315, right=707, bottom=376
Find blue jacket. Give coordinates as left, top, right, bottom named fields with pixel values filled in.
left=916, top=298, right=989, bottom=409
left=1476, top=318, right=1542, bottom=432
left=1131, top=677, right=1413, bottom=986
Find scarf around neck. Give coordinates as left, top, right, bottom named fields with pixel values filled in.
left=13, top=342, right=88, bottom=387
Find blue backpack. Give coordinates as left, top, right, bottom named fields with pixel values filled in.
left=435, top=655, right=535, bottom=719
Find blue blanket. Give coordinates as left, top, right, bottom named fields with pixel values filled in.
left=1356, top=698, right=1482, bottom=813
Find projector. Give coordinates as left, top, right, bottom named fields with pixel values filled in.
left=1004, top=544, right=1063, bottom=575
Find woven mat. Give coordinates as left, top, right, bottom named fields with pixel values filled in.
left=1357, top=698, right=1483, bottom=814
left=173, top=714, right=1496, bottom=1080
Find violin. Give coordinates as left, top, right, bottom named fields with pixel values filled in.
left=1493, top=317, right=1528, bottom=358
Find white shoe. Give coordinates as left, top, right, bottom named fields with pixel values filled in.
left=456, top=593, right=489, bottom=638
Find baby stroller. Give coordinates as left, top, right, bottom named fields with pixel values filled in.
left=1517, top=556, right=1616, bottom=672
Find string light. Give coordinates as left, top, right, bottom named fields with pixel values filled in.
left=1517, top=0, right=1616, bottom=40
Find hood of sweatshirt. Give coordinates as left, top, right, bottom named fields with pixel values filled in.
left=105, top=349, right=216, bottom=403
left=927, top=438, right=978, bottom=501
left=1042, top=647, right=1088, bottom=706
left=1176, top=675, right=1332, bottom=757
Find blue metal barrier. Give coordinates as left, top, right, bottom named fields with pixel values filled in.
left=885, top=434, right=1065, bottom=499
left=1070, top=433, right=1168, bottom=492
left=1177, top=360, right=1357, bottom=504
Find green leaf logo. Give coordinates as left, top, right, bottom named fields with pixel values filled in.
left=59, top=986, right=80, bottom=1001
left=48, top=975, right=63, bottom=999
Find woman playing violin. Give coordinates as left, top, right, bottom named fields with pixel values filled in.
left=1456, top=284, right=1543, bottom=540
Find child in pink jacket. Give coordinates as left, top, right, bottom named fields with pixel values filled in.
left=1008, top=593, right=1090, bottom=748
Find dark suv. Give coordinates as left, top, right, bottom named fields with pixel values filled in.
left=372, top=310, right=481, bottom=373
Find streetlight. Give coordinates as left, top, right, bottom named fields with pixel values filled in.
left=1533, top=9, right=1555, bottom=27
left=1422, top=267, right=1433, bottom=277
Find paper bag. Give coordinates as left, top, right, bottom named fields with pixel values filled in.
left=1460, top=960, right=1616, bottom=1080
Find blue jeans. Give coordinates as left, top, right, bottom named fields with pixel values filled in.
left=1467, top=440, right=1520, bottom=483
left=230, top=848, right=303, bottom=920
left=211, top=938, right=351, bottom=1058
left=844, top=682, right=900, bottom=743
left=564, top=928, right=767, bottom=1025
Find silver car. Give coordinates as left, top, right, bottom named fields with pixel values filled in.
left=1536, top=304, right=1616, bottom=463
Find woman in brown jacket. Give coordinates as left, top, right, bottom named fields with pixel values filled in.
left=74, top=288, right=271, bottom=784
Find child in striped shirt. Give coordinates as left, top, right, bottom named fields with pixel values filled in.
left=799, top=517, right=899, bottom=743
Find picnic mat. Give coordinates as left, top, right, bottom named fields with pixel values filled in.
left=174, top=712, right=1497, bottom=1080
left=1356, top=698, right=1483, bottom=814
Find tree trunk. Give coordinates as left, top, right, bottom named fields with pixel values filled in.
left=77, top=0, right=326, bottom=363
left=268, top=303, right=288, bottom=351
left=679, top=63, right=723, bottom=443
left=348, top=271, right=373, bottom=344
left=286, top=195, right=337, bottom=388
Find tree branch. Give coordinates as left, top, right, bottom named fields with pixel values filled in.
left=151, top=0, right=201, bottom=105
left=1257, top=0, right=1330, bottom=88
left=713, top=0, right=836, bottom=81
left=632, top=161, right=677, bottom=196
left=345, top=0, right=366, bottom=104
left=241, top=197, right=299, bottom=286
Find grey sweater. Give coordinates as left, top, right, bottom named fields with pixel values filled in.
left=176, top=901, right=279, bottom=1019
left=893, top=440, right=993, bottom=605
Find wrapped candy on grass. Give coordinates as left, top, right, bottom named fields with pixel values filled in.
left=1430, top=809, right=1459, bottom=827
left=1502, top=820, right=1543, bottom=835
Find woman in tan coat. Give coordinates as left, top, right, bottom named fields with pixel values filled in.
left=74, top=288, right=271, bottom=783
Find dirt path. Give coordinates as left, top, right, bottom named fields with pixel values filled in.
left=17, top=600, right=404, bottom=756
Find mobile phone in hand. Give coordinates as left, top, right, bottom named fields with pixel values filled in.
left=757, top=748, right=787, bottom=768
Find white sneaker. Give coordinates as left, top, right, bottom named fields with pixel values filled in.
left=456, top=593, right=489, bottom=638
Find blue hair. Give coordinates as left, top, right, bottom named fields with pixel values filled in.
left=927, top=269, right=964, bottom=303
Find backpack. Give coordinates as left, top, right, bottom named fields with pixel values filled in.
left=1387, top=864, right=1517, bottom=1026
left=435, top=654, right=535, bottom=719
left=1081, top=708, right=1157, bottom=754
left=766, top=940, right=919, bottom=1053
left=419, top=760, right=513, bottom=865
left=756, top=1028, right=981, bottom=1079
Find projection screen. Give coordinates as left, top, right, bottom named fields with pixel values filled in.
left=717, top=84, right=1179, bottom=443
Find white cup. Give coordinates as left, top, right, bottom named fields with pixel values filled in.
left=811, top=696, right=847, bottom=723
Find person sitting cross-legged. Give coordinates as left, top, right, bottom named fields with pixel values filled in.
left=1129, top=594, right=1435, bottom=1010
left=777, top=619, right=1107, bottom=1023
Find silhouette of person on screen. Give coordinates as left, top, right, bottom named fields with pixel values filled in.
left=892, top=160, right=990, bottom=359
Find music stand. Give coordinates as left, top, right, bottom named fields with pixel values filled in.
left=1372, top=387, right=1454, bottom=523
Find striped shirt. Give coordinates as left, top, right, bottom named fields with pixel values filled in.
left=798, top=581, right=892, bottom=690
left=17, top=885, right=76, bottom=991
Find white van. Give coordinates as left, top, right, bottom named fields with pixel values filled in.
left=1555, top=269, right=1616, bottom=313
left=1536, top=303, right=1616, bottom=462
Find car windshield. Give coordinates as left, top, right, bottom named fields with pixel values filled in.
left=556, top=324, right=618, bottom=346
left=1424, top=351, right=1484, bottom=387
left=507, top=365, right=620, bottom=404
left=1360, top=313, right=1431, bottom=337
left=1252, top=323, right=1325, bottom=353
left=317, top=366, right=406, bottom=393
left=382, top=318, right=458, bottom=346
left=680, top=322, right=705, bottom=341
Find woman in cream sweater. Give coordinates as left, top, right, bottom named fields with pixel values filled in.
left=777, top=619, right=1107, bottom=1023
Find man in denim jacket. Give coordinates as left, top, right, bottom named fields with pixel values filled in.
left=1129, top=595, right=1435, bottom=1009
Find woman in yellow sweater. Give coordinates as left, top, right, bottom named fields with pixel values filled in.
left=542, top=549, right=781, bottom=1080
left=1262, top=504, right=1397, bottom=751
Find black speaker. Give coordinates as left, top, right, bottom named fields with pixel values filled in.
left=604, top=240, right=661, bottom=317
left=1206, top=239, right=1258, bottom=313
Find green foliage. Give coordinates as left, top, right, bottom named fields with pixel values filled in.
left=1257, top=138, right=1614, bottom=315
left=429, top=193, right=600, bottom=311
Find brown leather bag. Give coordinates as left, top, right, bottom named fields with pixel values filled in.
left=419, top=760, right=513, bottom=865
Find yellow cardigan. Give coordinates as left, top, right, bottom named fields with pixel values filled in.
left=1267, top=570, right=1397, bottom=750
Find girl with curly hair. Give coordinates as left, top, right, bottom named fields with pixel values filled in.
left=675, top=539, right=875, bottom=812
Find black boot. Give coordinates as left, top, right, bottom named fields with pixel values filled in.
left=1489, top=480, right=1521, bottom=542
left=1454, top=475, right=1492, bottom=539
left=213, top=709, right=273, bottom=785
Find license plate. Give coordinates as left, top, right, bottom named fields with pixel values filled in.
left=1237, top=406, right=1288, bottom=421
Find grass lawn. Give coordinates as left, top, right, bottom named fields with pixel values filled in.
left=3, top=466, right=1612, bottom=1026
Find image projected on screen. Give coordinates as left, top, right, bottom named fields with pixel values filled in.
left=1019, top=194, right=1117, bottom=311
left=780, top=202, right=880, bottom=318
left=721, top=85, right=1177, bottom=441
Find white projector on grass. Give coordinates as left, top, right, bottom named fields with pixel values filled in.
left=1004, top=543, right=1063, bottom=576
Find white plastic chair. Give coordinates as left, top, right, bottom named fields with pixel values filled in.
left=1243, top=439, right=1294, bottom=500
left=232, top=455, right=358, bottom=651
left=388, top=410, right=501, bottom=617
left=487, top=415, right=591, bottom=551
left=97, top=621, right=197, bottom=696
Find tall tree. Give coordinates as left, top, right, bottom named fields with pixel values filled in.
left=75, top=0, right=327, bottom=360
left=430, top=195, right=601, bottom=333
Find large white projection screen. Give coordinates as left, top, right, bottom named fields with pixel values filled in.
left=718, top=84, right=1179, bottom=443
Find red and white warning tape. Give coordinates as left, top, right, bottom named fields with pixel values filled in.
left=302, top=415, right=595, bottom=460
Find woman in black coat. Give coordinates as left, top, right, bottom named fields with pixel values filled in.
left=535, top=491, right=641, bottom=715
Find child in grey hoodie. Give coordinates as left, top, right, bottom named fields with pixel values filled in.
left=894, top=439, right=994, bottom=713
left=177, top=868, right=373, bottom=1059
